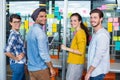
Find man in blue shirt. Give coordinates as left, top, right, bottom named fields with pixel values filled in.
left=27, top=8, right=55, bottom=80
left=4, top=14, right=26, bottom=80
left=85, top=9, right=110, bottom=80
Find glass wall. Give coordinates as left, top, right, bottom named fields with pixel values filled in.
left=5, top=0, right=120, bottom=80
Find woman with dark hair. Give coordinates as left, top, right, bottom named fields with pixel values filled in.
left=61, top=13, right=89, bottom=80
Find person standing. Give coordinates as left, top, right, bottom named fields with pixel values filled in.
left=4, top=14, right=26, bottom=80
left=61, top=13, right=89, bottom=80
left=85, top=9, right=110, bottom=80
left=27, top=8, right=55, bottom=80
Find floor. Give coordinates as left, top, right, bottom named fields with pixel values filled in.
left=7, top=65, right=120, bottom=80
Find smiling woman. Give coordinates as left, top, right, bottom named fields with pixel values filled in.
left=9, top=15, right=21, bottom=31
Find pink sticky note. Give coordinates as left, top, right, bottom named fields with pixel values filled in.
left=113, top=18, right=118, bottom=22
left=108, top=18, right=113, bottom=22
left=113, top=22, right=119, bottom=27
left=102, top=5, right=107, bottom=10
left=83, top=10, right=87, bottom=14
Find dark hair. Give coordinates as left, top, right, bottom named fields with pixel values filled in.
left=90, top=9, right=104, bottom=18
left=70, top=13, right=90, bottom=45
left=9, top=14, right=21, bottom=22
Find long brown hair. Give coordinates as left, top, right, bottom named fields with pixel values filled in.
left=70, top=13, right=90, bottom=45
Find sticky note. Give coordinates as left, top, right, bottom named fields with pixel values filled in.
left=118, top=36, right=120, bottom=41
left=113, top=18, right=118, bottom=22
left=52, top=23, right=57, bottom=32
left=115, top=41, right=120, bottom=50
left=47, top=32, right=53, bottom=36
left=20, top=24, right=24, bottom=29
left=102, top=5, right=107, bottom=10
left=57, top=16, right=62, bottom=20
left=113, top=36, right=118, bottom=41
left=55, top=7, right=59, bottom=11
left=68, top=12, right=72, bottom=18
left=47, top=14, right=54, bottom=18
left=54, top=11, right=60, bottom=17
left=107, top=22, right=113, bottom=32
left=70, top=27, right=75, bottom=32
left=113, top=22, right=119, bottom=27
left=114, top=26, right=119, bottom=31
left=24, top=20, right=29, bottom=29
left=108, top=18, right=113, bottom=22
left=83, top=22, right=88, bottom=27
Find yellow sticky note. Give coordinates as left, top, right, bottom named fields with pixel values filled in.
left=113, top=36, right=118, bottom=41
left=52, top=23, right=57, bottom=27
left=68, top=12, right=72, bottom=18
left=52, top=27, right=57, bottom=32
left=52, top=23, right=57, bottom=32
left=118, top=36, right=120, bottom=41
left=84, top=22, right=88, bottom=27
left=20, top=24, right=24, bottom=29
left=47, top=32, right=53, bottom=36
left=47, top=14, right=54, bottom=18
left=107, top=22, right=113, bottom=32
left=70, top=27, right=75, bottom=32
left=50, top=14, right=54, bottom=18
left=24, top=20, right=29, bottom=29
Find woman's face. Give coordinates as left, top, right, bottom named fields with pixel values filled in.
left=70, top=16, right=80, bottom=28
left=10, top=18, right=21, bottom=31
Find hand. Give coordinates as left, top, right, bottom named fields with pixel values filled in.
left=16, top=53, right=24, bottom=61
left=49, top=68, right=56, bottom=77
left=85, top=73, right=90, bottom=80
left=61, top=44, right=67, bottom=50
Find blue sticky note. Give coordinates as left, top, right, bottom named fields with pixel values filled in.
left=55, top=7, right=59, bottom=11
left=115, top=41, right=120, bottom=50
left=57, top=16, right=62, bottom=20
left=115, top=45, right=120, bottom=50
left=54, top=11, right=60, bottom=17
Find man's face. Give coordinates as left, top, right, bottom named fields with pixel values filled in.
left=10, top=18, right=21, bottom=31
left=90, top=13, right=102, bottom=27
left=36, top=11, right=47, bottom=25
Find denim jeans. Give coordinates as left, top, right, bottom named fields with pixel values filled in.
left=10, top=63, right=25, bottom=80
left=90, top=74, right=105, bottom=80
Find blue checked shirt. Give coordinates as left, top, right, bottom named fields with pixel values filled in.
left=4, top=30, right=26, bottom=64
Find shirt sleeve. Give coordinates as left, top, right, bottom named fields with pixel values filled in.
left=4, top=34, right=17, bottom=53
left=91, top=33, right=109, bottom=67
left=76, top=30, right=86, bottom=54
left=36, top=29, right=51, bottom=62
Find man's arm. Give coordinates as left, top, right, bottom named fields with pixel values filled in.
left=85, top=66, right=95, bottom=80
left=36, top=29, right=55, bottom=77
left=46, top=61, right=56, bottom=77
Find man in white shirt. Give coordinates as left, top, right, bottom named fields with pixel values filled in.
left=85, top=9, right=110, bottom=80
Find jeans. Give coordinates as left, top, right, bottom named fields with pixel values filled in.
left=10, top=63, right=25, bottom=80
left=90, top=74, right=105, bottom=80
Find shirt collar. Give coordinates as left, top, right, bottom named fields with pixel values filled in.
left=10, top=29, right=20, bottom=35
left=94, top=27, right=104, bottom=34
left=33, top=23, right=43, bottom=29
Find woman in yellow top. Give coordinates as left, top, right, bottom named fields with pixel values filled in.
left=61, top=13, right=89, bottom=80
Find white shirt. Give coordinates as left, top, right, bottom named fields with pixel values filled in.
left=87, top=28, right=110, bottom=77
